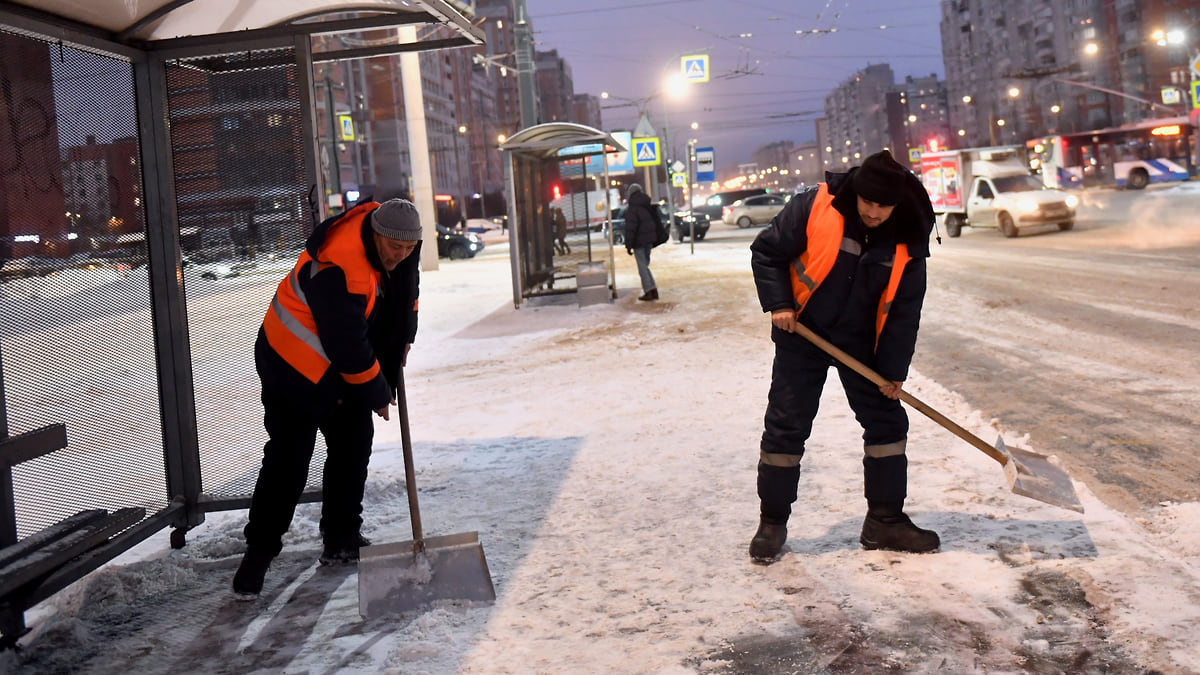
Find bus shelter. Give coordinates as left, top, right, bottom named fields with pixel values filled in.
left=499, top=123, right=626, bottom=308
left=0, top=0, right=481, bottom=645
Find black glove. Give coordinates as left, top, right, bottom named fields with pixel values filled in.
left=626, top=247, right=633, bottom=256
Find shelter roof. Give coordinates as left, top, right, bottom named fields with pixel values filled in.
left=499, top=123, right=627, bottom=160
left=1, top=0, right=482, bottom=52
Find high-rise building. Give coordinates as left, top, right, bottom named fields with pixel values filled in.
left=824, top=64, right=896, bottom=165
left=535, top=49, right=574, bottom=123
left=572, top=93, right=602, bottom=129
left=940, top=0, right=1200, bottom=147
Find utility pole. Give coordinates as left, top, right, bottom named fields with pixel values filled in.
left=514, top=0, right=537, bottom=129
left=324, top=76, right=342, bottom=210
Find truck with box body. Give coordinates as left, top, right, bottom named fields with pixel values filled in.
left=920, top=146, right=1078, bottom=238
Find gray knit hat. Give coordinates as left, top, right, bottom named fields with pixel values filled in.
left=370, top=198, right=422, bottom=240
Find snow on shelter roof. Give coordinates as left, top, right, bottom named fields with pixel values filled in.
left=500, top=123, right=628, bottom=160
left=1, top=0, right=482, bottom=53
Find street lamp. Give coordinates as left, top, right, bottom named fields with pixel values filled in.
left=453, top=124, right=468, bottom=226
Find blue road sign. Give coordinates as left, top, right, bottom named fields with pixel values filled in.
left=632, top=137, right=660, bottom=167
left=695, top=146, right=715, bottom=182
left=681, top=54, right=709, bottom=83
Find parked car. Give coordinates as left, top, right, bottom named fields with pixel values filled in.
left=436, top=224, right=484, bottom=259
left=722, top=193, right=789, bottom=228
left=693, top=188, right=767, bottom=222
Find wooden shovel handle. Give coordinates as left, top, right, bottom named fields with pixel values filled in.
left=790, top=323, right=1008, bottom=466
left=396, top=367, right=425, bottom=549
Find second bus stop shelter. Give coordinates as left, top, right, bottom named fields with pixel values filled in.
left=499, top=122, right=627, bottom=308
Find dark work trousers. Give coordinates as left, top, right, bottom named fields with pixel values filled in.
left=758, top=342, right=910, bottom=522
left=243, top=386, right=374, bottom=556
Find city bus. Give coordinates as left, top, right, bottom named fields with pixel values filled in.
left=1026, top=116, right=1195, bottom=190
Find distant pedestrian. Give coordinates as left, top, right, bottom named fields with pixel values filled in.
left=747, top=149, right=938, bottom=564
left=623, top=183, right=659, bottom=301
left=233, top=198, right=422, bottom=596
left=552, top=207, right=570, bottom=255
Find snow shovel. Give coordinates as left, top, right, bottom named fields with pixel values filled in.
left=791, top=323, right=1084, bottom=513
left=358, top=368, right=496, bottom=618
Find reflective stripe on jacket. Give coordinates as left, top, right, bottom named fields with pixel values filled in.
left=262, top=202, right=382, bottom=384
left=789, top=184, right=911, bottom=346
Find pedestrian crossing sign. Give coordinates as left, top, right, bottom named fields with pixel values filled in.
left=632, top=137, right=661, bottom=166
left=672, top=172, right=687, bottom=187
left=338, top=114, right=355, bottom=141
left=681, top=54, right=709, bottom=83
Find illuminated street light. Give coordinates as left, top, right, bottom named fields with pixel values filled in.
left=1050, top=104, right=1061, bottom=114
left=962, top=95, right=972, bottom=104
left=1084, top=42, right=1099, bottom=55
left=664, top=72, right=689, bottom=100
left=1008, top=87, right=1020, bottom=98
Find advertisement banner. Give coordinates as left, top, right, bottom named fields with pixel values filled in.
left=606, top=131, right=634, bottom=176
left=558, top=131, right=635, bottom=177
left=919, top=154, right=961, bottom=210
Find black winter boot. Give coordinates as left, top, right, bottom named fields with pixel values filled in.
left=748, top=518, right=789, bottom=564
left=859, top=504, right=940, bottom=553
left=638, top=288, right=659, bottom=301
left=319, top=532, right=371, bottom=565
left=232, top=549, right=275, bottom=597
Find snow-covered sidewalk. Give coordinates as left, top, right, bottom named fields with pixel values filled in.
left=5, top=237, right=1199, bottom=674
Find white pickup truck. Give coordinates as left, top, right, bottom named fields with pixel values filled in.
left=920, top=146, right=1079, bottom=238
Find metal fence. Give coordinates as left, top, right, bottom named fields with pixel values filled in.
left=164, top=48, right=318, bottom=504
left=0, top=29, right=166, bottom=539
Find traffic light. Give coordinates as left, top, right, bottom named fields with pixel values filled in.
left=927, top=138, right=940, bottom=153
left=551, top=184, right=562, bottom=200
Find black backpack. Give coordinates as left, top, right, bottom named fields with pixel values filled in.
left=652, top=206, right=669, bottom=247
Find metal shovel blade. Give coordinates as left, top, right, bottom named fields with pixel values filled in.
left=787, top=323, right=1085, bottom=514
left=998, top=437, right=1084, bottom=513
left=358, top=532, right=496, bottom=618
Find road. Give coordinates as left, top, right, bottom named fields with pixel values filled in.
left=910, top=185, right=1200, bottom=517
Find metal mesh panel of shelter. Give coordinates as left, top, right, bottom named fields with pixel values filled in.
left=164, top=49, right=319, bottom=502
left=0, top=31, right=165, bottom=538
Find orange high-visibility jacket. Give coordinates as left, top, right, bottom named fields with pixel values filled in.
left=788, top=184, right=911, bottom=346
left=262, top=202, right=386, bottom=387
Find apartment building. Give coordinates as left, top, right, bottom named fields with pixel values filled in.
left=940, top=0, right=1200, bottom=148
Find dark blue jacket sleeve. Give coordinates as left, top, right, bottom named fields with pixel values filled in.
left=305, top=265, right=393, bottom=411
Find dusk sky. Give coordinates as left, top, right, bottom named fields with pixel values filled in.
left=522, top=0, right=946, bottom=168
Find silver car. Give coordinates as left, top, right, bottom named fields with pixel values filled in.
left=722, top=193, right=788, bottom=228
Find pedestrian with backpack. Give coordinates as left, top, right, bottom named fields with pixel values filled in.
left=622, top=183, right=661, bottom=301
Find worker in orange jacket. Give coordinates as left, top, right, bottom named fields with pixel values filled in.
left=233, top=198, right=422, bottom=596
left=748, top=150, right=937, bottom=564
